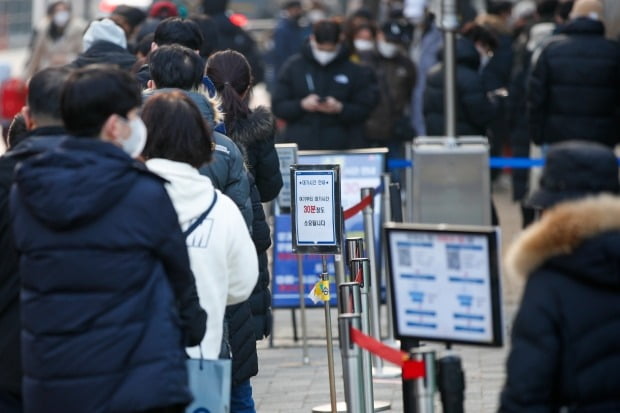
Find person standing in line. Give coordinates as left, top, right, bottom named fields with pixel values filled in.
left=272, top=1, right=311, bottom=82
left=500, top=140, right=620, bottom=411
left=0, top=66, right=72, bottom=413
left=272, top=19, right=378, bottom=150
left=25, top=1, right=86, bottom=79
left=206, top=49, right=283, bottom=413
left=527, top=0, right=620, bottom=148
left=11, top=66, right=206, bottom=413
left=142, top=91, right=258, bottom=362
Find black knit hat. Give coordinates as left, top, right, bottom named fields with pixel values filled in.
left=526, top=140, right=620, bottom=209
left=380, top=20, right=412, bottom=44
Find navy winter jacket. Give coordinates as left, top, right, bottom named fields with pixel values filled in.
left=11, top=138, right=206, bottom=413
left=527, top=18, right=620, bottom=147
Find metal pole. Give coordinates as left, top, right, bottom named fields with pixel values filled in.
left=409, top=348, right=437, bottom=413
left=334, top=209, right=347, bottom=289
left=323, top=256, right=338, bottom=413
left=360, top=188, right=383, bottom=354
left=404, top=141, right=414, bottom=222
left=338, top=312, right=365, bottom=413
left=346, top=237, right=365, bottom=266
left=380, top=174, right=397, bottom=346
left=442, top=0, right=459, bottom=140
left=348, top=259, right=375, bottom=413
left=297, top=254, right=310, bottom=365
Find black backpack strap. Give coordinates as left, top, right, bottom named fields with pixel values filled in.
left=183, top=192, right=218, bottom=238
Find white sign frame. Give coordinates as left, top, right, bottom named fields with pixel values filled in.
left=290, top=164, right=342, bottom=254
left=385, top=222, right=503, bottom=347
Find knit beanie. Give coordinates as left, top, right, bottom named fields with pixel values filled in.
left=83, top=18, right=127, bottom=51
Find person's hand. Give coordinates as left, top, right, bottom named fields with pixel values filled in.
left=316, top=96, right=343, bottom=114
left=301, top=94, right=321, bottom=112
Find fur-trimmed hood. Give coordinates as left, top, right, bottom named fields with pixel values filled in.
left=227, top=106, right=276, bottom=149
left=505, top=195, right=620, bottom=288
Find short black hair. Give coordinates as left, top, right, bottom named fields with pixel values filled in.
left=149, top=44, right=205, bottom=90
left=135, top=32, right=154, bottom=57
left=112, top=5, right=147, bottom=29
left=61, top=65, right=141, bottom=137
left=142, top=90, right=213, bottom=167
left=154, top=17, right=204, bottom=51
left=313, top=19, right=342, bottom=44
left=188, top=14, right=219, bottom=58
left=27, top=67, right=72, bottom=121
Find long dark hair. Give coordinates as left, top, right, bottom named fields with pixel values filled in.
left=205, top=49, right=252, bottom=134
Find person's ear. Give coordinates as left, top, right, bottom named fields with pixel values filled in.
left=100, top=114, right=126, bottom=144
left=150, top=42, right=158, bottom=52
left=147, top=79, right=155, bottom=89
left=20, top=106, right=36, bottom=130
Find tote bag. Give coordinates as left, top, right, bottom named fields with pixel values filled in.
left=185, top=357, right=231, bottom=413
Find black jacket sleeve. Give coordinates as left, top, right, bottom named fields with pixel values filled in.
left=271, top=58, right=306, bottom=121
left=338, top=65, right=379, bottom=123
left=249, top=138, right=283, bottom=203
left=155, top=191, right=207, bottom=347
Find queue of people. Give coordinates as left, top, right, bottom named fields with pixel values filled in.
left=2, top=0, right=620, bottom=411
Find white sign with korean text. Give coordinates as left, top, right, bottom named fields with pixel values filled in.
left=294, top=170, right=337, bottom=246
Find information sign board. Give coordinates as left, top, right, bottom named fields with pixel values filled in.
left=385, top=222, right=503, bottom=347
left=275, top=143, right=298, bottom=213
left=291, top=164, right=341, bottom=254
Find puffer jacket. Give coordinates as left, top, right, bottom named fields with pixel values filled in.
left=11, top=138, right=206, bottom=413
left=225, top=107, right=283, bottom=384
left=424, top=37, right=497, bottom=136
left=272, top=42, right=379, bottom=150
left=143, top=88, right=253, bottom=228
left=68, top=40, right=136, bottom=71
left=0, top=129, right=65, bottom=400
left=527, top=18, right=620, bottom=147
left=500, top=195, right=620, bottom=412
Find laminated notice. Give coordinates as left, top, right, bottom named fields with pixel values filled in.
left=308, top=279, right=330, bottom=304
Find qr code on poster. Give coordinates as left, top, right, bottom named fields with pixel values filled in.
left=447, top=248, right=460, bottom=270
left=398, top=247, right=411, bottom=267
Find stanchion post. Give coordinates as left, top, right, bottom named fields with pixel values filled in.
left=408, top=348, right=437, bottom=413
left=360, top=188, right=384, bottom=366
left=348, top=259, right=375, bottom=412
left=338, top=313, right=365, bottom=413
left=380, top=174, right=397, bottom=346
left=345, top=237, right=365, bottom=267
left=296, top=254, right=310, bottom=365
left=335, top=209, right=346, bottom=288
left=322, top=256, right=338, bottom=413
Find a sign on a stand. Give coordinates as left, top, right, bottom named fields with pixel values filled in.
left=385, top=222, right=503, bottom=347
left=273, top=149, right=387, bottom=308
left=290, top=164, right=342, bottom=254
left=275, top=143, right=298, bottom=213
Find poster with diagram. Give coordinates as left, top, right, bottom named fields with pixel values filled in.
left=386, top=223, right=503, bottom=347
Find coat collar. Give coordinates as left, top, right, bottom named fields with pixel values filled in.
left=505, top=194, right=620, bottom=280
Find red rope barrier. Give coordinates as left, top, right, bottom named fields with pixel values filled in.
left=349, top=326, right=425, bottom=380
left=343, top=195, right=373, bottom=220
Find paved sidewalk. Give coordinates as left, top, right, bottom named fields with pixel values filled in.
left=254, top=188, right=525, bottom=412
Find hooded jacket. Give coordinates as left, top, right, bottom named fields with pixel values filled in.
left=146, top=158, right=258, bottom=360
left=69, top=40, right=136, bottom=71
left=0, top=128, right=66, bottom=399
left=527, top=18, right=620, bottom=147
left=11, top=138, right=206, bottom=412
left=224, top=107, right=283, bottom=384
left=424, top=37, right=497, bottom=136
left=500, top=195, right=620, bottom=412
left=142, top=88, right=253, bottom=228
left=272, top=42, right=379, bottom=150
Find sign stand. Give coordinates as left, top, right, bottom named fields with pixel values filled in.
left=297, top=254, right=310, bottom=365
left=291, top=164, right=342, bottom=413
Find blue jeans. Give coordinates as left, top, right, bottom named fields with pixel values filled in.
left=230, top=379, right=255, bottom=413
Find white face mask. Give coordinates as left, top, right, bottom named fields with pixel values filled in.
left=121, top=117, right=147, bottom=158
left=53, top=10, right=70, bottom=27
left=354, top=39, right=374, bottom=52
left=311, top=46, right=339, bottom=66
left=377, top=40, right=399, bottom=58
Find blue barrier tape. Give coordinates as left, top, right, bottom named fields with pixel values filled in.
left=387, top=157, right=546, bottom=170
